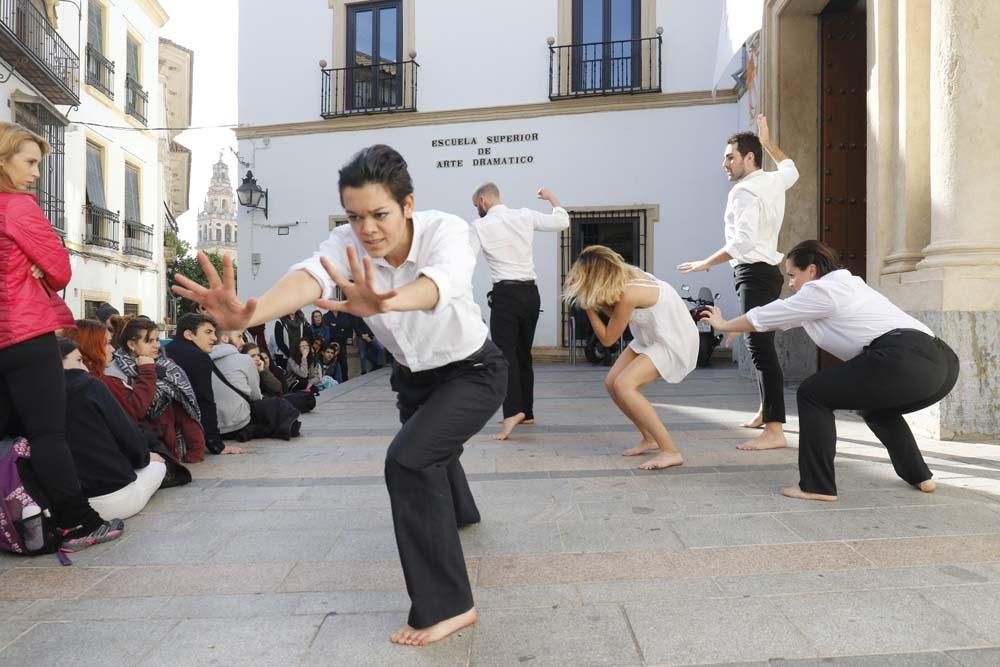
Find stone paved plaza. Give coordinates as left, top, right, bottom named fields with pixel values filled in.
left=2, top=363, right=999, bottom=666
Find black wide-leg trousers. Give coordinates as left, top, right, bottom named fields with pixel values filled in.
left=796, top=329, right=959, bottom=496
left=735, top=262, right=786, bottom=423
left=386, top=341, right=507, bottom=628
left=489, top=282, right=540, bottom=420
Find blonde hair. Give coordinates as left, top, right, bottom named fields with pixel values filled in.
left=0, top=122, right=50, bottom=193
left=563, top=245, right=634, bottom=310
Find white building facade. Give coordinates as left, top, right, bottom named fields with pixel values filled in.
left=236, top=0, right=744, bottom=355
left=0, top=0, right=171, bottom=322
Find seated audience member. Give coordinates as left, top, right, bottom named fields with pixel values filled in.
left=286, top=338, right=321, bottom=393
left=247, top=345, right=316, bottom=414
left=63, top=319, right=113, bottom=377
left=59, top=337, right=166, bottom=520
left=95, top=302, right=119, bottom=326
left=319, top=343, right=344, bottom=384
left=354, top=316, right=385, bottom=374
left=104, top=316, right=205, bottom=466
left=165, top=314, right=244, bottom=455
left=211, top=331, right=262, bottom=440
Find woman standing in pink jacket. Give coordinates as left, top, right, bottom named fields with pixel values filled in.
left=0, top=122, right=123, bottom=552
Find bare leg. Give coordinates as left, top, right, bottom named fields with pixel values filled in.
left=611, top=351, right=683, bottom=470
left=605, top=349, right=658, bottom=456
left=737, top=421, right=787, bottom=450
left=495, top=412, right=526, bottom=441
left=390, top=608, right=478, bottom=646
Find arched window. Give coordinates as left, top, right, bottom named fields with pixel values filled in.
left=224, top=225, right=231, bottom=243
left=215, top=228, right=221, bottom=241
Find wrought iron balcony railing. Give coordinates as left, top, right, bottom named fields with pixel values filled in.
left=125, top=75, right=148, bottom=125
left=84, top=203, right=120, bottom=250
left=321, top=59, right=418, bottom=119
left=549, top=35, right=662, bottom=100
left=86, top=43, right=114, bottom=99
left=0, top=0, right=80, bottom=105
left=123, top=218, right=153, bottom=259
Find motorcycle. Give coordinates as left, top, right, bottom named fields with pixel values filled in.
left=680, top=284, right=723, bottom=367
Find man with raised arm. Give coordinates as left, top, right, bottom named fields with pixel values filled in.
left=469, top=183, right=569, bottom=440
left=678, top=115, right=799, bottom=451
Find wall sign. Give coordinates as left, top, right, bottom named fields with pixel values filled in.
left=432, top=133, right=539, bottom=169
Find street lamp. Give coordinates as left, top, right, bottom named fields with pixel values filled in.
left=236, top=170, right=268, bottom=219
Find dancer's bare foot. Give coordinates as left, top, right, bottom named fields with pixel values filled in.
left=782, top=484, right=837, bottom=502
left=495, top=412, right=526, bottom=440
left=736, top=427, right=787, bottom=451
left=622, top=440, right=657, bottom=456
left=740, top=412, right=764, bottom=429
left=638, top=451, right=684, bottom=470
left=390, top=608, right=477, bottom=646
left=918, top=479, right=936, bottom=493
left=498, top=418, right=535, bottom=424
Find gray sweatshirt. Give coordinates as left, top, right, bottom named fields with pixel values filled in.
left=209, top=344, right=262, bottom=435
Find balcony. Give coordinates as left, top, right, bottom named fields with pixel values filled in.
left=125, top=75, right=148, bottom=125
left=85, top=43, right=114, bottom=99
left=84, top=203, right=119, bottom=250
left=0, top=0, right=80, bottom=105
left=548, top=35, right=662, bottom=100
left=123, top=218, right=153, bottom=259
left=321, top=59, right=418, bottom=119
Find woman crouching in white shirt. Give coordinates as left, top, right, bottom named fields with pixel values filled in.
left=701, top=240, right=959, bottom=502
left=172, top=145, right=506, bottom=646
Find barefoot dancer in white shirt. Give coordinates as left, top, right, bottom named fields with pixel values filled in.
left=679, top=115, right=798, bottom=452
left=564, top=246, right=699, bottom=470
left=701, top=240, right=959, bottom=501
left=172, top=145, right=506, bottom=647
left=469, top=183, right=570, bottom=440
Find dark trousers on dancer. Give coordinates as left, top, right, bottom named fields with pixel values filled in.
left=386, top=341, right=507, bottom=628
left=735, top=262, right=786, bottom=423
left=0, top=333, right=103, bottom=531
left=489, top=281, right=540, bottom=419
left=796, top=329, right=959, bottom=496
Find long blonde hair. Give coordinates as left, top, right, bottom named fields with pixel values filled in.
left=563, top=245, right=634, bottom=311
left=0, top=122, right=50, bottom=193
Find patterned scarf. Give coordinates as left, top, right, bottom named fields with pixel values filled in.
left=112, top=348, right=201, bottom=423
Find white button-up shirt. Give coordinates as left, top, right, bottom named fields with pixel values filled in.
left=724, top=159, right=799, bottom=266
left=745, top=270, right=933, bottom=361
left=469, top=204, right=570, bottom=283
left=290, top=210, right=489, bottom=372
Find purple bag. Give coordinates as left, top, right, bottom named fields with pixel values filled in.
left=0, top=437, right=62, bottom=555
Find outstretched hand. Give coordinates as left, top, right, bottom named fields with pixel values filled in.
left=171, top=252, right=258, bottom=330
left=313, top=246, right=398, bottom=318
left=699, top=305, right=727, bottom=331
left=677, top=259, right=711, bottom=273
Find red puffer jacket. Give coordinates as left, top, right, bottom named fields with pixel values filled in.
left=0, top=192, right=75, bottom=349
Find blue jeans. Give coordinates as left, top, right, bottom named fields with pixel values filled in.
left=359, top=337, right=385, bottom=372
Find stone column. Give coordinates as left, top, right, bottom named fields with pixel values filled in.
left=919, top=0, right=1000, bottom=270
left=882, top=0, right=931, bottom=275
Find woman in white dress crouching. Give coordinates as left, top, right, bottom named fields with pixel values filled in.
left=564, top=245, right=699, bottom=470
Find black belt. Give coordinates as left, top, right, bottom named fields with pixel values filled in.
left=494, top=279, right=535, bottom=287
left=394, top=342, right=490, bottom=380
left=869, top=328, right=933, bottom=347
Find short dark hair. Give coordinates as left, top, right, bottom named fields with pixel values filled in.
left=118, top=316, right=159, bottom=353
left=726, top=131, right=763, bottom=169
left=176, top=313, right=217, bottom=338
left=56, top=336, right=78, bottom=359
left=95, top=302, right=119, bottom=323
left=338, top=144, right=414, bottom=209
left=787, top=240, right=841, bottom=277
left=240, top=342, right=259, bottom=355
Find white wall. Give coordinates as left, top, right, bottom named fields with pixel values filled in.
left=237, top=101, right=739, bottom=346
left=238, top=0, right=729, bottom=126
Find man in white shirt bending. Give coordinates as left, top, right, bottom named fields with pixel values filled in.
left=678, top=115, right=799, bottom=451
left=470, top=183, right=570, bottom=441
